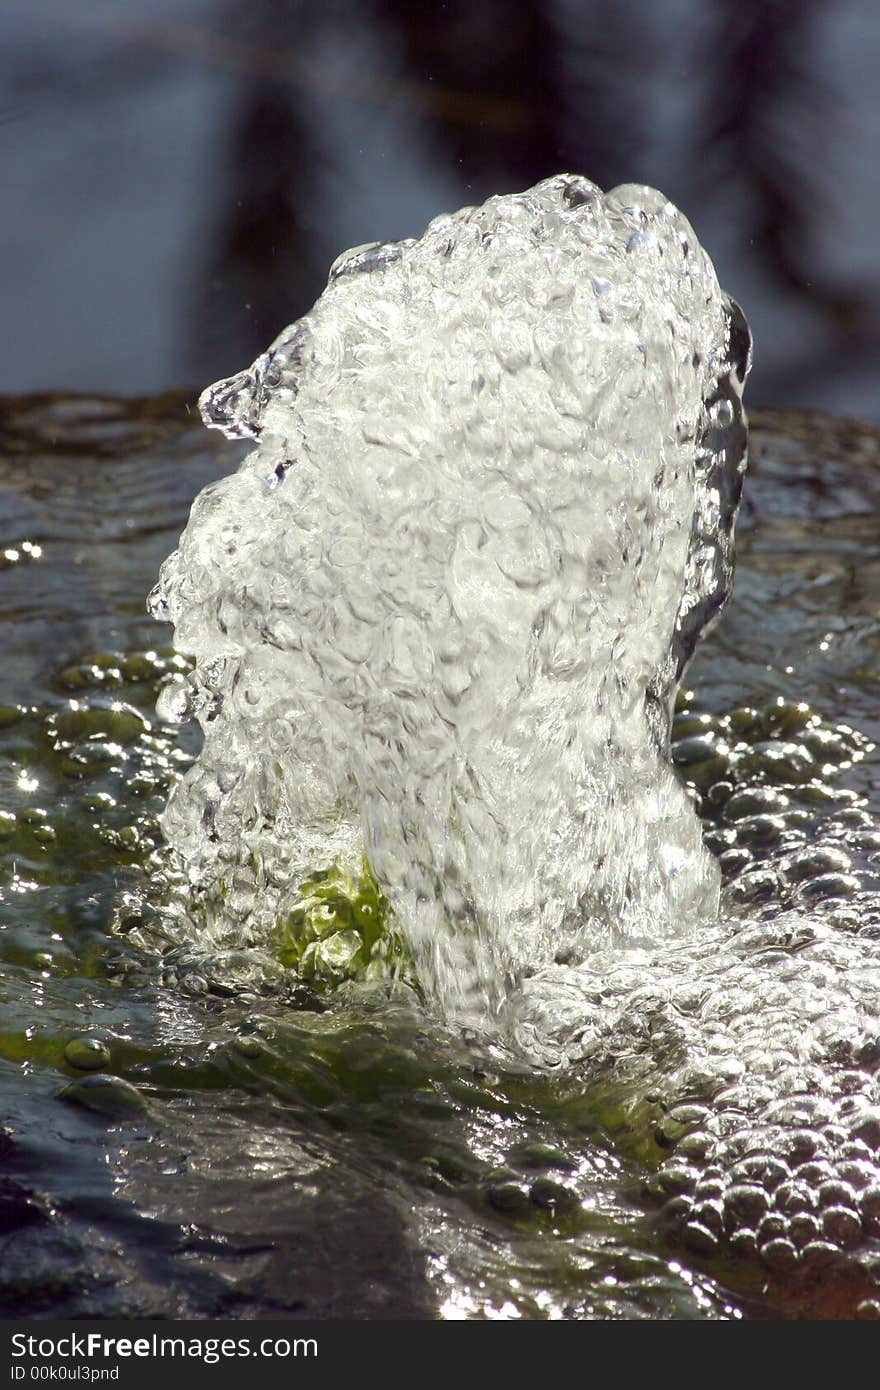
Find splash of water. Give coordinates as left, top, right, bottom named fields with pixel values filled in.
left=149, top=175, right=749, bottom=1022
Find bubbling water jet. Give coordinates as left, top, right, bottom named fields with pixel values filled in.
left=149, top=175, right=749, bottom=1024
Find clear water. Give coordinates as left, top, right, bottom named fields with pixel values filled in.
left=141, top=178, right=880, bottom=1316
left=1, top=356, right=880, bottom=1311
left=148, top=177, right=749, bottom=1024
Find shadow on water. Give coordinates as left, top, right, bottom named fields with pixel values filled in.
left=1, top=395, right=880, bottom=1318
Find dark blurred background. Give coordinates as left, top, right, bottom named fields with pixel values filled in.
left=3, top=0, right=879, bottom=416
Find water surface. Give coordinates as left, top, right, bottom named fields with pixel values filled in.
left=1, top=394, right=879, bottom=1319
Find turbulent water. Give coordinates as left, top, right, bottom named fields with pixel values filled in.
left=149, top=175, right=750, bottom=1021
left=2, top=392, right=880, bottom=1318
left=139, top=179, right=880, bottom=1308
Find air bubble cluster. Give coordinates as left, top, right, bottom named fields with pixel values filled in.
left=509, top=693, right=880, bottom=1292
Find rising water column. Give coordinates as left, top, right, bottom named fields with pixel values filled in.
left=150, top=175, right=750, bottom=1022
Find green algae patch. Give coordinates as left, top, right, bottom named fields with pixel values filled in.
left=63, top=1036, right=111, bottom=1071
left=269, top=859, right=414, bottom=989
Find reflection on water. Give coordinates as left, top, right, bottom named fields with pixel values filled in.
left=3, top=0, right=879, bottom=415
